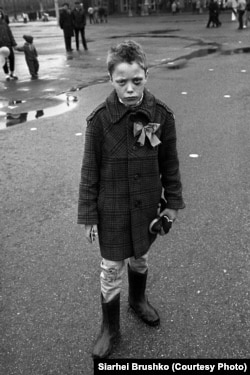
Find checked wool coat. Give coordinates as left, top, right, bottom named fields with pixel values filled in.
left=78, top=89, right=185, bottom=261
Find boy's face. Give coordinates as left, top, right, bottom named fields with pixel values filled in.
left=110, top=61, right=147, bottom=107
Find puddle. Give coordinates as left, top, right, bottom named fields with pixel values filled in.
left=174, top=47, right=219, bottom=62
left=109, top=29, right=180, bottom=39
left=221, top=47, right=250, bottom=55
left=0, top=93, right=78, bottom=129
left=1, top=28, right=249, bottom=131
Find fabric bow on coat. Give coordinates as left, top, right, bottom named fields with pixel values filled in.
left=133, top=122, right=161, bottom=147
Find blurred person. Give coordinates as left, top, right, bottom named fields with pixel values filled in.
left=22, top=13, right=29, bottom=23
left=196, top=0, right=201, bottom=13
left=244, top=0, right=250, bottom=27
left=176, top=1, right=182, bottom=12
left=192, top=0, right=197, bottom=13
left=0, top=11, right=18, bottom=80
left=93, top=6, right=99, bottom=23
left=172, top=1, right=177, bottom=14
left=98, top=7, right=108, bottom=23
left=59, top=3, right=74, bottom=52
left=0, top=6, right=9, bottom=24
left=87, top=6, right=94, bottom=24
left=206, top=0, right=221, bottom=27
left=237, top=0, right=246, bottom=29
left=15, top=35, right=39, bottom=80
left=72, top=1, right=88, bottom=51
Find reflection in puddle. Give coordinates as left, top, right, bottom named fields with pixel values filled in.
left=1, top=40, right=249, bottom=130
left=6, top=110, right=45, bottom=127
left=0, top=93, right=78, bottom=130
left=221, top=47, right=250, bottom=55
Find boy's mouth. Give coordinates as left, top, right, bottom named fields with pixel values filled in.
left=124, top=97, right=138, bottom=102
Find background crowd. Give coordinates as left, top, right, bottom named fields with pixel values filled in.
left=59, top=2, right=108, bottom=53
left=1, top=0, right=250, bottom=81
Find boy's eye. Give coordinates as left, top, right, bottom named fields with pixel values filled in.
left=117, top=80, right=126, bottom=86
left=133, top=78, right=143, bottom=85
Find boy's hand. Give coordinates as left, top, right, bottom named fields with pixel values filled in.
left=159, top=209, right=178, bottom=236
left=160, top=208, right=178, bottom=221
left=85, top=224, right=98, bottom=243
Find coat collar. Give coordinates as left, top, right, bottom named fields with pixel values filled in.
left=106, top=89, right=156, bottom=124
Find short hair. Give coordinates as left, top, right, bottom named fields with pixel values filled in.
left=107, top=40, right=148, bottom=76
left=63, top=3, right=69, bottom=7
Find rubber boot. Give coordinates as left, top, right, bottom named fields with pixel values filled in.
left=92, top=293, right=120, bottom=358
left=128, top=264, right=160, bottom=326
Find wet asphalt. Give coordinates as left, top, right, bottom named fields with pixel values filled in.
left=1, top=11, right=250, bottom=375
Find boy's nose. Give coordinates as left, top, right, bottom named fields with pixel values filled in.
left=126, top=83, right=134, bottom=93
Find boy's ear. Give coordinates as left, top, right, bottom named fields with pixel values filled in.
left=108, top=73, right=113, bottom=82
left=145, top=69, right=149, bottom=79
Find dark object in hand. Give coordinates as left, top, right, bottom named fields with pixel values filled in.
left=149, top=198, right=173, bottom=235
left=149, top=215, right=173, bottom=235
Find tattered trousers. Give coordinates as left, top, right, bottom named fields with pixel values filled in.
left=100, top=253, right=148, bottom=302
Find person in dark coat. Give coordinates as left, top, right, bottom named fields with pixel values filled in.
left=0, top=13, right=18, bottom=80
left=59, top=3, right=74, bottom=52
left=0, top=7, right=9, bottom=24
left=72, top=1, right=88, bottom=51
left=206, top=0, right=221, bottom=28
left=15, top=35, right=39, bottom=79
left=237, top=0, right=246, bottom=29
left=78, top=40, right=185, bottom=358
left=98, top=6, right=108, bottom=23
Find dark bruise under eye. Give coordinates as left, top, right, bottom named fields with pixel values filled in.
left=133, top=78, right=143, bottom=85
left=117, top=79, right=126, bottom=85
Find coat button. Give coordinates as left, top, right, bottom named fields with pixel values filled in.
left=134, top=174, right=140, bottom=180
left=134, top=200, right=142, bottom=208
left=132, top=145, right=137, bottom=150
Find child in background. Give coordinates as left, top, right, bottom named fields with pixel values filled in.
left=16, top=35, right=39, bottom=79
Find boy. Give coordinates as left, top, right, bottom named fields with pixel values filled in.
left=16, top=35, right=39, bottom=79
left=78, top=40, right=185, bottom=358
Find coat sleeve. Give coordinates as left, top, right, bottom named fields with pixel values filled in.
left=59, top=13, right=64, bottom=29
left=158, top=109, right=185, bottom=210
left=77, top=111, right=104, bottom=225
left=15, top=45, right=25, bottom=52
left=8, top=27, right=17, bottom=47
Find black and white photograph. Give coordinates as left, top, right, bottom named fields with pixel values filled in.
left=0, top=0, right=249, bottom=374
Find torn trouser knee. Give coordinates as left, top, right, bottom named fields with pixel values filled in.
left=100, top=259, right=125, bottom=302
